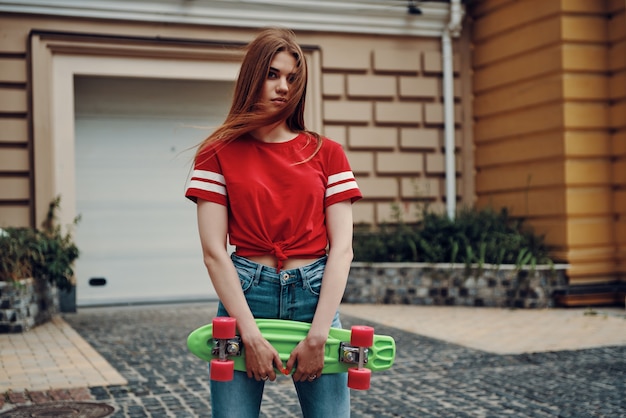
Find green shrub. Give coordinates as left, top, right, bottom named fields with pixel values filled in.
left=0, top=197, right=79, bottom=291
left=353, top=205, right=554, bottom=268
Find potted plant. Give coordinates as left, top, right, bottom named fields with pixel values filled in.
left=0, top=197, right=79, bottom=332
left=347, top=204, right=568, bottom=308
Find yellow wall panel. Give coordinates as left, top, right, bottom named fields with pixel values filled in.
left=567, top=217, right=614, bottom=246
left=475, top=103, right=563, bottom=142
left=472, top=17, right=561, bottom=67
left=566, top=259, right=617, bottom=283
left=607, top=0, right=626, bottom=13
left=563, top=44, right=607, bottom=71
left=476, top=160, right=564, bottom=192
left=476, top=188, right=565, bottom=217
left=474, top=75, right=562, bottom=117
left=474, top=46, right=562, bottom=92
left=615, top=190, right=626, bottom=212
left=617, top=222, right=626, bottom=245
left=609, top=72, right=626, bottom=100
left=609, top=40, right=626, bottom=71
left=608, top=10, right=626, bottom=41
left=562, top=0, right=609, bottom=14
left=563, top=102, right=609, bottom=129
left=567, top=263, right=620, bottom=280
left=471, top=0, right=516, bottom=18
left=610, top=101, right=626, bottom=129
left=565, top=160, right=612, bottom=185
left=563, top=73, right=609, bottom=100
left=562, top=16, right=608, bottom=42
left=564, top=131, right=611, bottom=157
left=614, top=160, right=626, bottom=184
left=566, top=187, right=612, bottom=215
left=477, top=187, right=611, bottom=219
left=472, top=0, right=560, bottom=42
left=562, top=246, right=616, bottom=263
left=613, top=131, right=626, bottom=155
left=475, top=132, right=564, bottom=167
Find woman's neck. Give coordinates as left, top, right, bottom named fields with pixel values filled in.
left=251, top=122, right=295, bottom=143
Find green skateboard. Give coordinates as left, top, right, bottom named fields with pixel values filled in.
left=187, top=317, right=396, bottom=390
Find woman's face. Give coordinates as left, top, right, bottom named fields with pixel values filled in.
left=260, top=50, right=297, bottom=112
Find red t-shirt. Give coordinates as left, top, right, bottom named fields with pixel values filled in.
left=185, top=133, right=362, bottom=269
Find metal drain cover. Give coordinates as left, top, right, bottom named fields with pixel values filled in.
left=0, top=402, right=114, bottom=417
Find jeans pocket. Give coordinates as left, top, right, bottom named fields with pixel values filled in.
left=237, top=269, right=254, bottom=293
left=302, top=257, right=326, bottom=296
left=232, top=255, right=257, bottom=293
left=304, top=270, right=323, bottom=296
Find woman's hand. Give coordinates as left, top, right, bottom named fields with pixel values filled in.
left=285, top=334, right=326, bottom=382
left=241, top=332, right=283, bottom=382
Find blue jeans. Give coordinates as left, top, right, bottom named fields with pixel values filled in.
left=209, top=254, right=350, bottom=418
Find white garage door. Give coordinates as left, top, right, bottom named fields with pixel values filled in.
left=74, top=76, right=232, bottom=306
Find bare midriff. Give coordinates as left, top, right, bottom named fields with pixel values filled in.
left=246, top=254, right=318, bottom=270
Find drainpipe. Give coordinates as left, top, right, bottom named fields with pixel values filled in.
left=442, top=0, right=464, bottom=220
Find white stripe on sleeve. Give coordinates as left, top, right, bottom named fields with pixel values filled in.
left=327, top=171, right=355, bottom=186
left=192, top=169, right=225, bottom=185
left=187, top=179, right=227, bottom=196
left=325, top=180, right=359, bottom=199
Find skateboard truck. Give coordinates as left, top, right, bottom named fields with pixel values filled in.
left=210, top=317, right=237, bottom=381
left=346, top=325, right=374, bottom=390
left=339, top=343, right=369, bottom=365
left=212, top=337, right=242, bottom=357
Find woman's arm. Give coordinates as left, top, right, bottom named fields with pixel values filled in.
left=197, top=199, right=282, bottom=380
left=287, top=199, right=355, bottom=381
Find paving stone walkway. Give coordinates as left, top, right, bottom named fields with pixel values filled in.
left=49, top=303, right=626, bottom=418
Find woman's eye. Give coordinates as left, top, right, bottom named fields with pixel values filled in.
left=268, top=71, right=278, bottom=79
left=288, top=75, right=296, bottom=83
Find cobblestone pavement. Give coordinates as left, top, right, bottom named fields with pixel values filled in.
left=59, top=303, right=625, bottom=418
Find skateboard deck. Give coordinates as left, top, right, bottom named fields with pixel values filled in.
left=187, top=318, right=396, bottom=388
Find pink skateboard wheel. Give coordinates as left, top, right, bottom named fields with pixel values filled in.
left=348, top=368, right=371, bottom=390
left=212, top=317, right=236, bottom=339
left=350, top=325, right=374, bottom=347
left=210, top=359, right=235, bottom=381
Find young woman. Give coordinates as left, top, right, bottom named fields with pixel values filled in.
left=185, top=27, right=361, bottom=418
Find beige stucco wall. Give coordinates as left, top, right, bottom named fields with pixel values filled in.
left=0, top=13, right=470, bottom=230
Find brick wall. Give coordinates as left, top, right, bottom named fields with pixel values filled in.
left=319, top=44, right=464, bottom=225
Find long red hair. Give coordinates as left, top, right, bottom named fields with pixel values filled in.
left=196, top=27, right=321, bottom=161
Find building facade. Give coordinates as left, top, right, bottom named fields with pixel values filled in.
left=0, top=0, right=624, bottom=306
